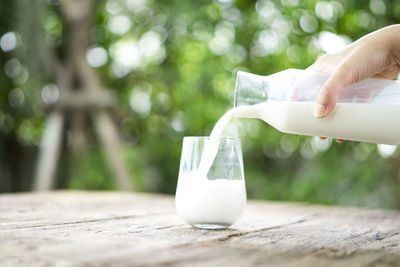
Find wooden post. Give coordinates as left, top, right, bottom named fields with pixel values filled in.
left=93, top=110, right=133, bottom=191
left=33, top=0, right=134, bottom=191
left=33, top=109, right=64, bottom=191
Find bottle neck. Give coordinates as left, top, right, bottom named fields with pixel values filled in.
left=234, top=71, right=269, bottom=108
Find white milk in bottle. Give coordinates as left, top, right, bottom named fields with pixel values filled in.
left=234, top=69, right=400, bottom=145
left=234, top=101, right=400, bottom=145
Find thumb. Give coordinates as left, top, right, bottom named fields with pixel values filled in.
left=313, top=67, right=355, bottom=118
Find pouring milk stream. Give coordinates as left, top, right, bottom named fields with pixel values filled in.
left=200, top=68, right=400, bottom=177
left=176, top=68, right=400, bottom=228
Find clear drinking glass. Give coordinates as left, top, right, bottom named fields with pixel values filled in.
left=175, top=137, right=246, bottom=230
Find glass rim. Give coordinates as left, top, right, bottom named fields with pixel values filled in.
left=183, top=136, right=241, bottom=140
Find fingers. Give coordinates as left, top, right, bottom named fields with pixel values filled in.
left=313, top=64, right=356, bottom=118
left=313, top=83, right=339, bottom=118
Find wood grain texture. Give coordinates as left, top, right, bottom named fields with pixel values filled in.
left=0, top=191, right=400, bottom=266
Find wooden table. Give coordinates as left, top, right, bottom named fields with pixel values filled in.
left=1, top=191, right=400, bottom=266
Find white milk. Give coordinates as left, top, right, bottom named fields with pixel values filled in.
left=235, top=101, right=400, bottom=145
left=175, top=174, right=246, bottom=227
left=176, top=108, right=246, bottom=228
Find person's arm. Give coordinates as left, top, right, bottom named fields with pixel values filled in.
left=309, top=25, right=400, bottom=118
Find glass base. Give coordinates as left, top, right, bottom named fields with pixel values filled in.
left=191, top=223, right=231, bottom=230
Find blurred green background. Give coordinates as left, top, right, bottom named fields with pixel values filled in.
left=1, top=0, right=400, bottom=209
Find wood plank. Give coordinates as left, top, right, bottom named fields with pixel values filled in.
left=0, top=191, right=400, bottom=266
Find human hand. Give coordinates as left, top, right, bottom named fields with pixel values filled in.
left=309, top=25, right=400, bottom=118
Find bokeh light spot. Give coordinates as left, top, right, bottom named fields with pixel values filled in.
left=138, top=31, right=166, bottom=64
left=300, top=12, right=318, bottom=33
left=318, top=31, right=351, bottom=53
left=129, top=85, right=152, bottom=116
left=311, top=136, right=332, bottom=152
left=41, top=84, right=60, bottom=104
left=126, top=0, right=147, bottom=11
left=0, top=113, right=14, bottom=134
left=377, top=144, right=397, bottom=158
left=110, top=39, right=141, bottom=75
left=0, top=32, right=19, bottom=52
left=86, top=46, right=108, bottom=68
left=108, top=15, right=132, bottom=35
left=106, top=0, right=124, bottom=14
left=370, top=0, right=386, bottom=15
left=4, top=58, right=21, bottom=79
left=8, top=88, right=24, bottom=108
